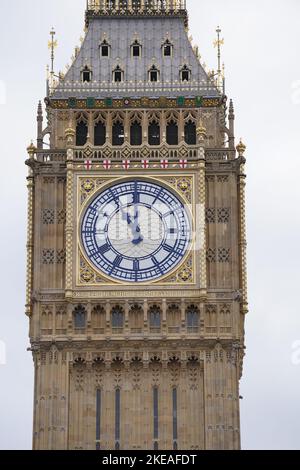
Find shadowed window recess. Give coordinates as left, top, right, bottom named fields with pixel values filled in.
left=112, top=121, right=125, bottom=146
left=148, top=121, right=160, bottom=146
left=130, top=120, right=142, bottom=146
left=73, top=305, right=86, bottom=329
left=94, top=121, right=106, bottom=146
left=113, top=65, right=124, bottom=82
left=162, top=39, right=173, bottom=57
left=111, top=306, right=124, bottom=328
left=149, top=65, right=160, bottom=82
left=166, top=120, right=178, bottom=145
left=131, top=39, right=142, bottom=57
left=186, top=305, right=200, bottom=333
left=180, top=64, right=191, bottom=82
left=184, top=120, right=196, bottom=145
left=82, top=65, right=92, bottom=83
left=149, top=306, right=161, bottom=330
left=76, top=119, right=88, bottom=146
left=100, top=39, right=110, bottom=57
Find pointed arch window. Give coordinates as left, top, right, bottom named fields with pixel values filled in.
left=111, top=306, right=124, bottom=330
left=82, top=65, right=92, bottom=83
left=73, top=305, right=86, bottom=329
left=184, top=120, right=196, bottom=145
left=149, top=306, right=161, bottom=332
left=166, top=120, right=178, bottom=145
left=181, top=65, right=191, bottom=82
left=113, top=65, right=124, bottom=83
left=131, top=40, right=142, bottom=58
left=163, top=39, right=173, bottom=57
left=148, top=121, right=160, bottom=146
left=186, top=305, right=200, bottom=333
left=112, top=120, right=124, bottom=146
left=130, top=120, right=142, bottom=146
left=94, top=121, right=106, bottom=146
left=149, top=65, right=159, bottom=82
left=100, top=39, right=110, bottom=58
left=76, top=118, right=88, bottom=146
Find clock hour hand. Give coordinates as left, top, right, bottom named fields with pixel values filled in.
left=120, top=204, right=143, bottom=245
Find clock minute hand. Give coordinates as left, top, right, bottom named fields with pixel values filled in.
left=120, top=205, right=143, bottom=245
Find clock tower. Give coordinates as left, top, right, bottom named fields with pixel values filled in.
left=26, top=0, right=248, bottom=450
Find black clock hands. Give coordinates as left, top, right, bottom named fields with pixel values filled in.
left=120, top=203, right=143, bottom=246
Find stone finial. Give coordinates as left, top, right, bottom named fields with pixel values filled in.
left=196, top=120, right=207, bottom=143
left=236, top=139, right=246, bottom=156
left=65, top=127, right=76, bottom=146
left=27, top=141, right=37, bottom=158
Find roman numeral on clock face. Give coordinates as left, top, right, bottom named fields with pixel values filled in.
left=98, top=243, right=110, bottom=255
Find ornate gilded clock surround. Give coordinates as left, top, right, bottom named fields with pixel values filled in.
left=75, top=173, right=199, bottom=288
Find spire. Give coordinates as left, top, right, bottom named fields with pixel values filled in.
left=85, top=1, right=188, bottom=27
left=228, top=99, right=235, bottom=150
left=214, top=26, right=224, bottom=93
left=48, top=28, right=58, bottom=91
left=37, top=101, right=43, bottom=149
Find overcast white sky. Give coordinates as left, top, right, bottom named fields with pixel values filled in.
left=0, top=0, right=300, bottom=450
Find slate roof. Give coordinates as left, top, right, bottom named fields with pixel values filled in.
left=51, top=15, right=219, bottom=99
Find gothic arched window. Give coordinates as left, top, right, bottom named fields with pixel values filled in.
left=92, top=306, right=106, bottom=334
left=129, top=305, right=143, bottom=333
left=111, top=306, right=124, bottom=329
left=149, top=306, right=161, bottom=331
left=149, top=65, right=159, bottom=82
left=186, top=305, right=200, bottom=333
left=94, top=121, right=106, bottom=146
left=167, top=305, right=180, bottom=333
left=181, top=65, right=191, bottom=82
left=112, top=121, right=124, bottom=146
left=73, top=305, right=86, bottom=329
left=113, top=65, right=124, bottom=83
left=131, top=39, right=142, bottom=58
left=100, top=39, right=110, bottom=58
left=163, top=39, right=173, bottom=57
left=130, top=121, right=142, bottom=146
left=166, top=120, right=178, bottom=145
left=82, top=65, right=92, bottom=83
left=184, top=120, right=196, bottom=145
left=148, top=121, right=160, bottom=146
left=76, top=120, right=88, bottom=146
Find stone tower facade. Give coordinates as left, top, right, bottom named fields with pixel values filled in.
left=25, top=0, right=248, bottom=450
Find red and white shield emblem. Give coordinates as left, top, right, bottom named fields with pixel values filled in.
left=160, top=159, right=169, bottom=169
left=141, top=159, right=149, bottom=169
left=84, top=159, right=92, bottom=170
left=179, top=159, right=188, bottom=169
left=122, top=159, right=130, bottom=170
left=103, top=160, right=111, bottom=170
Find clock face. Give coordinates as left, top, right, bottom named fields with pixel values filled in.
left=81, top=180, right=192, bottom=283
